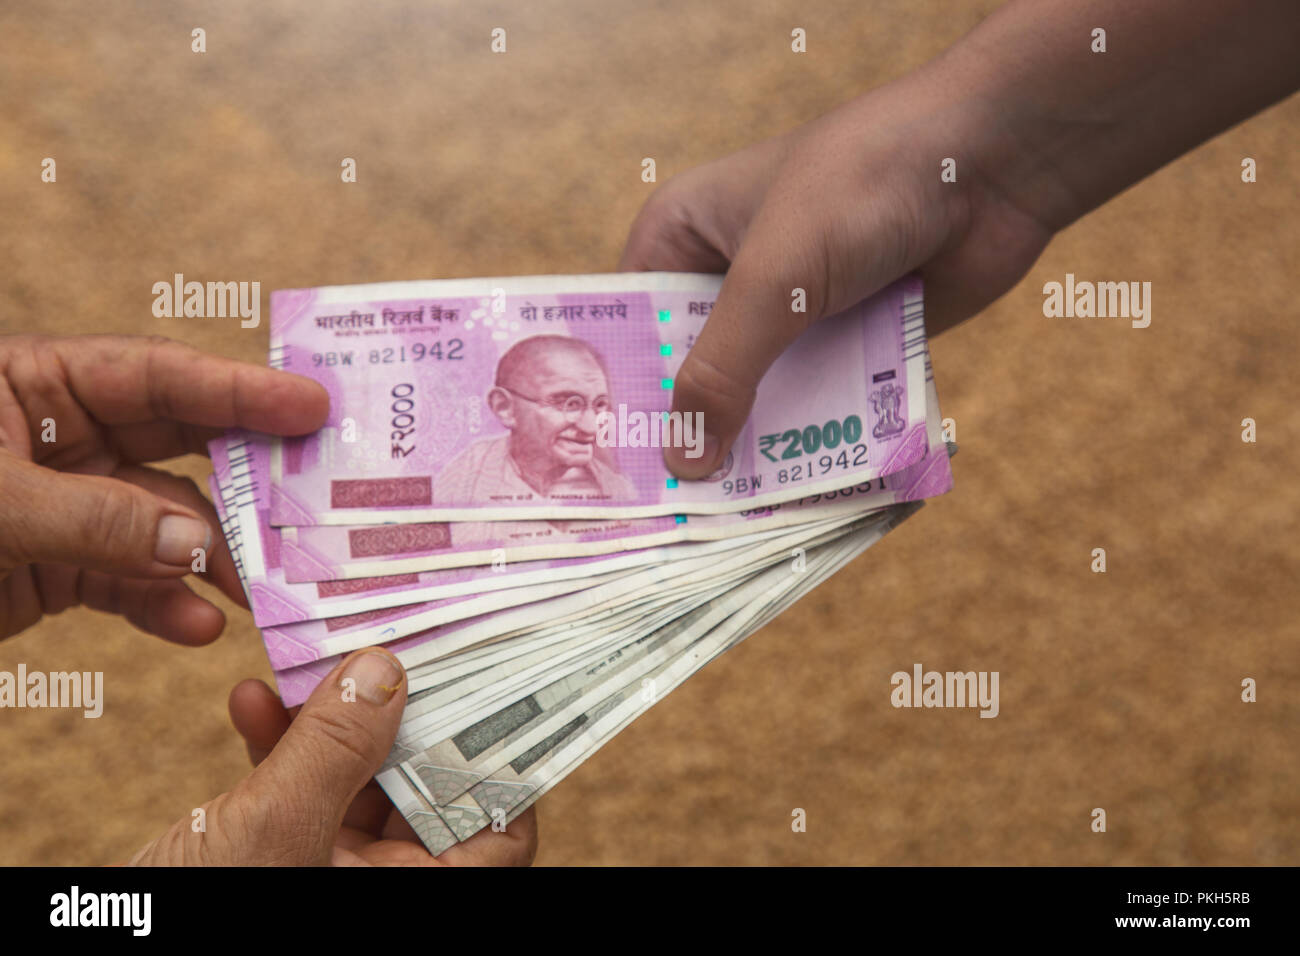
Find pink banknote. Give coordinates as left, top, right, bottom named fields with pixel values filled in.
left=209, top=432, right=655, bottom=627
left=208, top=470, right=535, bottom=701
left=269, top=272, right=931, bottom=523
left=259, top=514, right=838, bottom=670
left=212, top=430, right=927, bottom=620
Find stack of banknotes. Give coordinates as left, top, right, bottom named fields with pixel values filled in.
left=207, top=272, right=954, bottom=854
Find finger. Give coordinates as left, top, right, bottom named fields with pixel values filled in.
left=37, top=335, right=328, bottom=439
left=75, top=573, right=226, bottom=646
left=228, top=679, right=292, bottom=765
left=618, top=140, right=790, bottom=273
left=340, top=780, right=401, bottom=836
left=0, top=452, right=215, bottom=578
left=663, top=164, right=915, bottom=479
left=105, top=421, right=226, bottom=464
left=618, top=178, right=733, bottom=274
left=433, top=806, right=538, bottom=867
left=345, top=835, right=446, bottom=867
left=0, top=566, right=45, bottom=638
left=112, top=463, right=246, bottom=607
left=230, top=648, right=407, bottom=865
left=661, top=197, right=827, bottom=479
left=328, top=840, right=376, bottom=867
left=380, top=810, right=424, bottom=843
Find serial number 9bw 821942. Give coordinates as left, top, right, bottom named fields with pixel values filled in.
left=310, top=340, right=464, bottom=367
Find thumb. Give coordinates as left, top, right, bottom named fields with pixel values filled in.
left=663, top=205, right=829, bottom=479
left=0, top=452, right=212, bottom=576
left=228, top=648, right=407, bottom=864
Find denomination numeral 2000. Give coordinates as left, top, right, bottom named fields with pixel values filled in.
left=758, top=415, right=863, bottom=462
left=390, top=383, right=417, bottom=459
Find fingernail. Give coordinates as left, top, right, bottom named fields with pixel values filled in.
left=340, top=650, right=404, bottom=706
left=155, top=515, right=211, bottom=566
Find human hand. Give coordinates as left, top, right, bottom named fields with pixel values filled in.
left=620, top=62, right=1054, bottom=479
left=128, top=647, right=538, bottom=866
left=623, top=0, right=1300, bottom=481
left=0, top=334, right=328, bottom=642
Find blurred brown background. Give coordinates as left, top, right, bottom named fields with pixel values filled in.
left=1, top=0, right=1296, bottom=866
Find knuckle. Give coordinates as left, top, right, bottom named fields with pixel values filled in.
left=637, top=173, right=702, bottom=234
left=0, top=464, right=51, bottom=566
left=138, top=335, right=190, bottom=419
left=134, top=797, right=230, bottom=866
left=86, top=480, right=150, bottom=557
left=296, top=705, right=381, bottom=770
left=213, top=788, right=326, bottom=866
left=17, top=340, right=70, bottom=407
left=0, top=464, right=23, bottom=564
left=646, top=173, right=690, bottom=210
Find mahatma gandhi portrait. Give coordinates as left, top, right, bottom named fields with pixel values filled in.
left=434, top=334, right=638, bottom=503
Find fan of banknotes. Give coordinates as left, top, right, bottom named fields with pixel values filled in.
left=207, top=271, right=954, bottom=854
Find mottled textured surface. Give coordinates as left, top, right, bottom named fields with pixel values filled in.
left=1, top=0, right=1296, bottom=866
